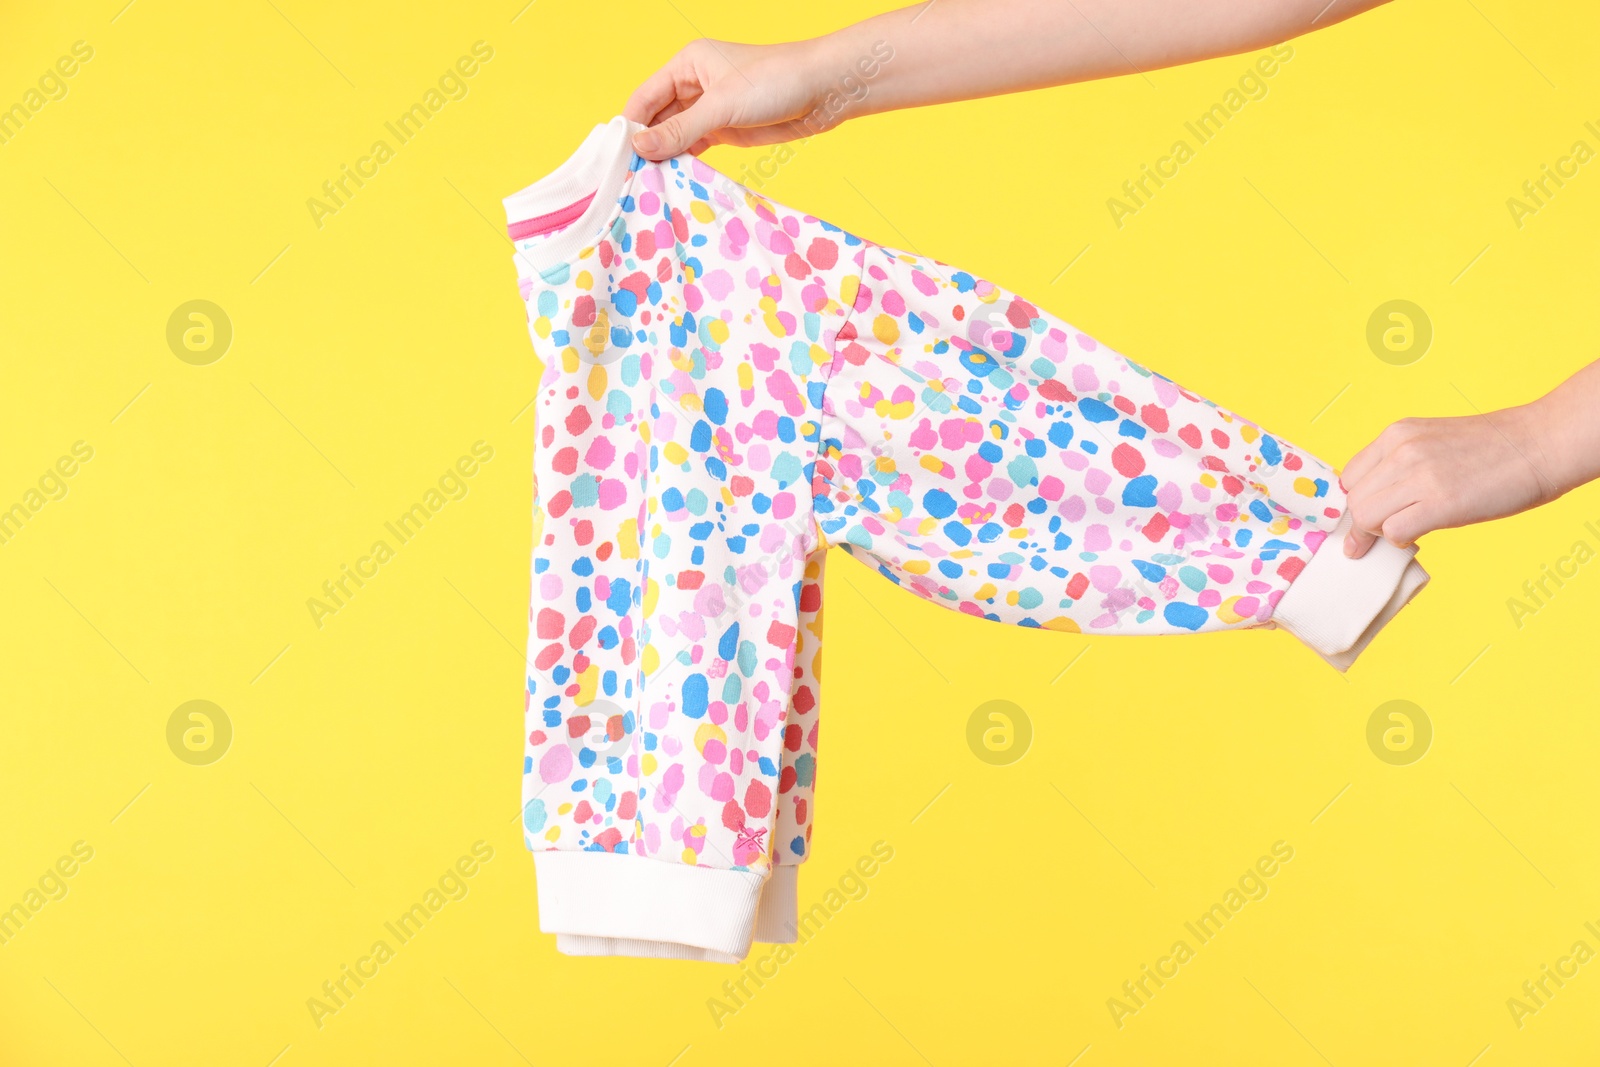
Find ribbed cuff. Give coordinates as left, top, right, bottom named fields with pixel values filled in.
left=535, top=851, right=791, bottom=962
left=752, top=864, right=800, bottom=943
left=551, top=865, right=800, bottom=962
left=1271, top=511, right=1429, bottom=670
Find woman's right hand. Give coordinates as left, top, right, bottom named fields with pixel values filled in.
left=622, top=1, right=1399, bottom=160
left=623, top=38, right=841, bottom=160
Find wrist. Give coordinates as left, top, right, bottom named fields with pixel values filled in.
left=790, top=33, right=851, bottom=103
left=798, top=27, right=897, bottom=122
left=1508, top=395, right=1588, bottom=501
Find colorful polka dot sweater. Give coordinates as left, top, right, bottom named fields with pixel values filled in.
left=503, top=116, right=1428, bottom=962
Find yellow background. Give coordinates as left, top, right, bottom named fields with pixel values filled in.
left=3, top=1, right=1599, bottom=1063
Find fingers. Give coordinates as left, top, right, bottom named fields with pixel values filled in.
left=1339, top=462, right=1404, bottom=557
left=1337, top=433, right=1389, bottom=494
left=1343, top=477, right=1423, bottom=558
left=1344, top=522, right=1381, bottom=560
left=712, top=125, right=785, bottom=148
left=1346, top=507, right=1428, bottom=559
left=623, top=56, right=686, bottom=125
left=714, top=118, right=817, bottom=149
left=632, top=96, right=730, bottom=159
left=1380, top=501, right=1432, bottom=549
left=1337, top=421, right=1411, bottom=557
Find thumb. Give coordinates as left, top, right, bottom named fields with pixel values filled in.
left=1344, top=523, right=1380, bottom=559
left=632, top=98, right=727, bottom=160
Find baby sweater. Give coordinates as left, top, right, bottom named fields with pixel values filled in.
left=503, top=115, right=1428, bottom=962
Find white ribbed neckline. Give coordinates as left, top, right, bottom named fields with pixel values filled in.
left=502, top=115, right=647, bottom=277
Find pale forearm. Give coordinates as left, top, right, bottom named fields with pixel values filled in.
left=1342, top=358, right=1600, bottom=558
left=808, top=0, right=1391, bottom=116
left=625, top=0, right=1392, bottom=158
left=1523, top=358, right=1600, bottom=498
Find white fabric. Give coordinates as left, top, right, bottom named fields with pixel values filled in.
left=536, top=850, right=777, bottom=960
left=1271, top=511, right=1429, bottom=670
left=553, top=865, right=799, bottom=962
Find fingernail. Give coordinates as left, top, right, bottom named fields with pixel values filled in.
left=1343, top=537, right=1356, bottom=557
left=632, top=129, right=659, bottom=154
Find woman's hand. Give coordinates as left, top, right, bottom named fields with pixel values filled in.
left=1340, top=410, right=1558, bottom=558
left=1341, top=360, right=1600, bottom=559
left=621, top=1, right=1395, bottom=161
left=623, top=39, right=840, bottom=160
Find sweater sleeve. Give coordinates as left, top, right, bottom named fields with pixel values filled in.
left=811, top=241, right=1427, bottom=669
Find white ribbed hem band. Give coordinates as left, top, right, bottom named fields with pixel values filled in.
left=752, top=864, right=800, bottom=943
left=553, top=866, right=799, bottom=962
left=1271, top=511, right=1429, bottom=671
left=535, top=851, right=797, bottom=962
